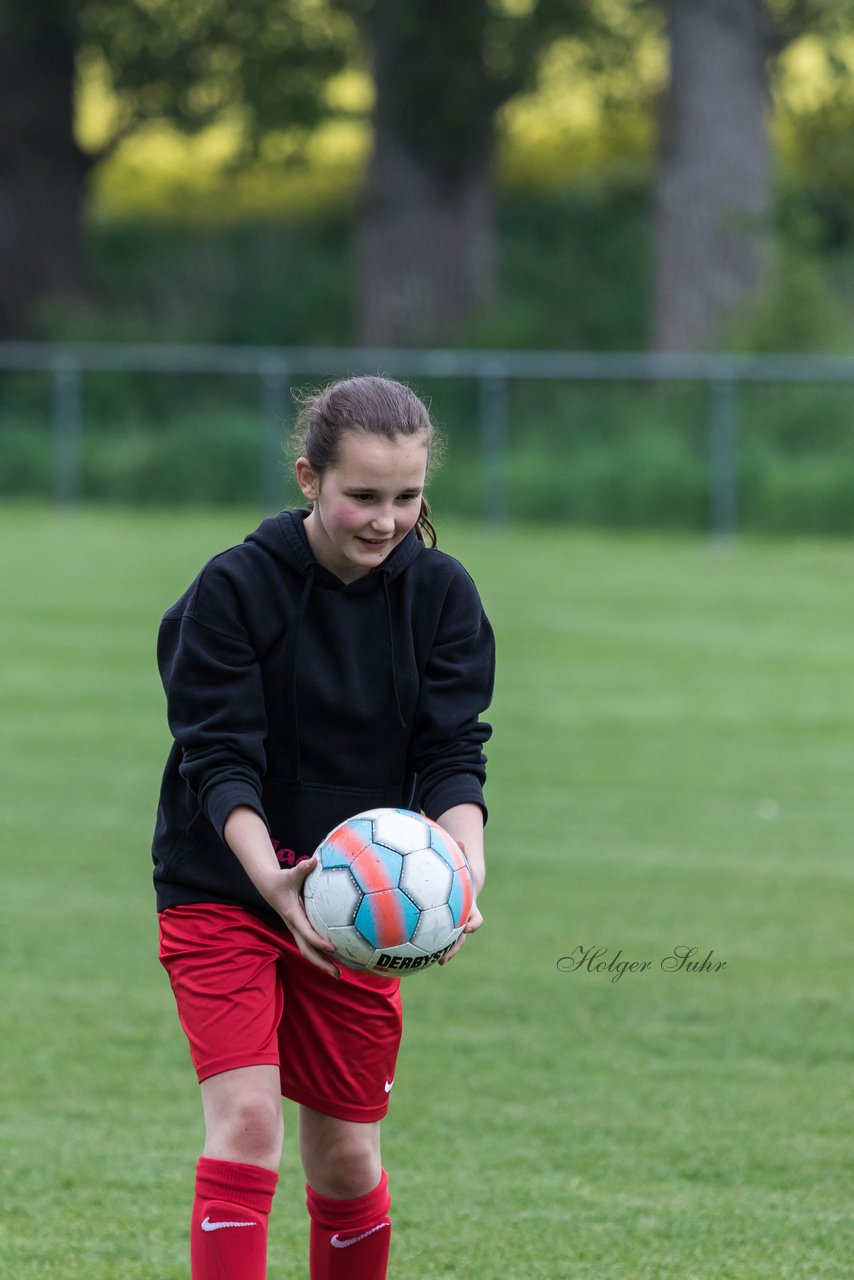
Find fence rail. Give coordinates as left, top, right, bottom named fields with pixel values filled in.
left=4, top=342, right=854, bottom=533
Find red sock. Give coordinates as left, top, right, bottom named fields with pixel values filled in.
left=306, top=1169, right=392, bottom=1280
left=190, top=1156, right=278, bottom=1280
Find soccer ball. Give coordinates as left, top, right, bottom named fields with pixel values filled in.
left=303, top=808, right=473, bottom=975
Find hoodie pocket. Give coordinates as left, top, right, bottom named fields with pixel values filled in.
left=263, top=778, right=410, bottom=863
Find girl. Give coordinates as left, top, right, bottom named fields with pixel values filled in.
left=153, top=375, right=495, bottom=1280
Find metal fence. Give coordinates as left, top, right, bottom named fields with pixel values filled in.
left=3, top=341, right=854, bottom=534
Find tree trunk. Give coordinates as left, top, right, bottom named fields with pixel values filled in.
left=357, top=124, right=495, bottom=346
left=0, top=3, right=90, bottom=336
left=653, top=0, right=772, bottom=352
left=356, top=0, right=497, bottom=346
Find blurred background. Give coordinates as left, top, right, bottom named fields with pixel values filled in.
left=2, top=0, right=854, bottom=529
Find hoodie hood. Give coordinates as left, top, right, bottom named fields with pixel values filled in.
left=246, top=508, right=424, bottom=592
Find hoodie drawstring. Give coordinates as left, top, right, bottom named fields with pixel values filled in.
left=285, top=563, right=316, bottom=786
left=382, top=573, right=406, bottom=731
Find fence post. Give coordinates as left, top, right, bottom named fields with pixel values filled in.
left=260, top=359, right=290, bottom=512
left=478, top=366, right=509, bottom=525
left=52, top=354, right=82, bottom=505
left=708, top=374, right=737, bottom=543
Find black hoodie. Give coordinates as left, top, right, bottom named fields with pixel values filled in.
left=152, top=510, right=495, bottom=923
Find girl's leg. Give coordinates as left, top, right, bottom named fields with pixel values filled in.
left=190, top=1065, right=283, bottom=1280
left=300, top=1106, right=392, bottom=1280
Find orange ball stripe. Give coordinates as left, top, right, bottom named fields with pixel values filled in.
left=456, top=868, right=473, bottom=927
left=353, top=848, right=407, bottom=946
left=327, top=824, right=371, bottom=863
left=368, top=889, right=408, bottom=948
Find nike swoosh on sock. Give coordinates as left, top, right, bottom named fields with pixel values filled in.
left=330, top=1222, right=391, bottom=1249
left=201, top=1217, right=258, bottom=1233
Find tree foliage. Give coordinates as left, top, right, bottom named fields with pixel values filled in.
left=4, top=0, right=852, bottom=180
left=766, top=0, right=854, bottom=46
left=69, top=0, right=602, bottom=171
left=74, top=0, right=357, bottom=159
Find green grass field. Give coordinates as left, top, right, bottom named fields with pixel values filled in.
left=2, top=504, right=852, bottom=1279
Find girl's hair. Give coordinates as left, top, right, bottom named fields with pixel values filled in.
left=292, top=376, right=443, bottom=547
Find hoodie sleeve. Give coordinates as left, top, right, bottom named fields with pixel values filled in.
left=157, top=568, right=269, bottom=842
left=410, top=567, right=495, bottom=822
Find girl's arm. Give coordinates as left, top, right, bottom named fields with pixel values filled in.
left=435, top=802, right=485, bottom=965
left=409, top=573, right=495, bottom=826
left=223, top=806, right=341, bottom=978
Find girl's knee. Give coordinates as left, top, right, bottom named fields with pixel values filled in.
left=206, top=1094, right=284, bottom=1167
left=300, top=1112, right=382, bottom=1199
left=320, top=1144, right=380, bottom=1199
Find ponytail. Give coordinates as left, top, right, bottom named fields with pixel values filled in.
left=416, top=497, right=437, bottom=547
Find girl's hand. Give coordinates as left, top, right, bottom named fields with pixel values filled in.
left=439, top=898, right=484, bottom=965
left=438, top=835, right=484, bottom=966
left=223, top=811, right=341, bottom=979
left=266, top=855, right=341, bottom=979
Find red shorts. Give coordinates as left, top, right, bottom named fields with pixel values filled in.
left=158, top=903, right=402, bottom=1123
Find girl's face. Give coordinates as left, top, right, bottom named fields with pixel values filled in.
left=296, top=431, right=429, bottom=582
